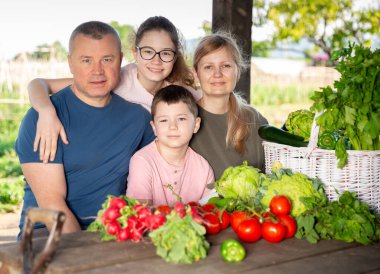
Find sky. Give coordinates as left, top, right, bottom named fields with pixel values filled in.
left=0, top=0, right=214, bottom=60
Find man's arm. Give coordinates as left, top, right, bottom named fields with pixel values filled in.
left=21, top=163, right=81, bottom=233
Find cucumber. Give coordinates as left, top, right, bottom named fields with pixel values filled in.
left=258, top=124, right=309, bottom=147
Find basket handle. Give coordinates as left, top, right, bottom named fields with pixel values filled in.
left=305, top=111, right=323, bottom=157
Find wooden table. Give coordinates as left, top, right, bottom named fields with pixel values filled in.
left=1, top=228, right=379, bottom=274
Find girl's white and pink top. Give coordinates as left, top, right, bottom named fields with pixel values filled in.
left=115, top=63, right=202, bottom=112
left=126, top=141, right=214, bottom=206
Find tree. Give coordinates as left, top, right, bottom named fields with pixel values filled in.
left=255, top=0, right=380, bottom=61
left=212, top=0, right=253, bottom=102
left=110, top=21, right=135, bottom=62
left=18, top=41, right=68, bottom=61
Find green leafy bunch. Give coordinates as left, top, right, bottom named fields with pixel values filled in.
left=310, top=43, right=380, bottom=168
left=149, top=209, right=209, bottom=264
left=285, top=109, right=315, bottom=141
left=296, top=191, right=380, bottom=245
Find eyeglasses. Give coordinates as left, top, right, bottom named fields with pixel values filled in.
left=136, top=46, right=176, bottom=63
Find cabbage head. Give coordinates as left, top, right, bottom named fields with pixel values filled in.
left=261, top=165, right=326, bottom=216
left=285, top=109, right=314, bottom=141
left=215, top=161, right=265, bottom=203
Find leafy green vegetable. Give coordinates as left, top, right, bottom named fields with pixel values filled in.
left=0, top=179, right=24, bottom=213
left=310, top=43, right=380, bottom=168
left=285, top=109, right=314, bottom=141
left=215, top=161, right=266, bottom=204
left=260, top=162, right=327, bottom=217
left=296, top=191, right=380, bottom=245
left=149, top=210, right=209, bottom=264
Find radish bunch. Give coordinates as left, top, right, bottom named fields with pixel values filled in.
left=89, top=196, right=167, bottom=242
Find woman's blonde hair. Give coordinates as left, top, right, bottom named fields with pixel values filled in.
left=193, top=32, right=252, bottom=154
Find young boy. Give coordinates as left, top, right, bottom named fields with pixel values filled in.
left=126, top=85, right=215, bottom=206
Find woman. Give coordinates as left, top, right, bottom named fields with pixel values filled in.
left=190, top=32, right=268, bottom=180
left=28, top=16, right=201, bottom=163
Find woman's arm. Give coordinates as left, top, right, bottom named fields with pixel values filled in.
left=28, top=78, right=73, bottom=163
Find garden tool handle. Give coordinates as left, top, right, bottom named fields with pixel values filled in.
left=20, top=208, right=66, bottom=274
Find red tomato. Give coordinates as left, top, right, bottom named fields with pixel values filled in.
left=270, top=195, right=291, bottom=215
left=216, top=209, right=230, bottom=230
left=261, top=221, right=286, bottom=243
left=188, top=201, right=200, bottom=207
left=253, top=212, right=271, bottom=223
left=202, top=203, right=217, bottom=212
left=157, top=205, right=172, bottom=215
left=277, top=214, right=297, bottom=238
left=230, top=211, right=250, bottom=232
left=202, top=212, right=221, bottom=235
left=236, top=218, right=261, bottom=243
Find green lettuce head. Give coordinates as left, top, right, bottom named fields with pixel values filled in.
left=215, top=161, right=265, bottom=202
left=285, top=109, right=314, bottom=141
left=261, top=163, right=326, bottom=216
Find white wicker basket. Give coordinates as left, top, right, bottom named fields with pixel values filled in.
left=262, top=116, right=380, bottom=213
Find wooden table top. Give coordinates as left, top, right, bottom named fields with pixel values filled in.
left=1, top=227, right=379, bottom=274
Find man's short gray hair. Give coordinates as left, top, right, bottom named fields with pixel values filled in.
left=69, top=21, right=121, bottom=54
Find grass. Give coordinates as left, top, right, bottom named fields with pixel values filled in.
left=251, top=83, right=314, bottom=127
left=0, top=103, right=28, bottom=213
left=0, top=179, right=24, bottom=213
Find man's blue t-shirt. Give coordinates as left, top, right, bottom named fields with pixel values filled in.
left=15, top=87, right=155, bottom=231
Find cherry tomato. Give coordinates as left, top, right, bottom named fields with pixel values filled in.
left=216, top=209, right=230, bottom=230
left=261, top=221, right=286, bottom=243
left=202, top=203, right=217, bottom=212
left=187, top=201, right=200, bottom=207
left=236, top=218, right=261, bottom=243
left=277, top=214, right=297, bottom=238
left=270, top=195, right=291, bottom=215
left=157, top=205, right=172, bottom=215
left=202, top=212, right=221, bottom=235
left=230, top=211, right=250, bottom=232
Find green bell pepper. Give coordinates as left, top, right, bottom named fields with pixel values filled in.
left=318, top=130, right=338, bottom=150
left=220, top=239, right=246, bottom=262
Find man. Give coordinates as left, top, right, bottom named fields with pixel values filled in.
left=15, top=21, right=155, bottom=236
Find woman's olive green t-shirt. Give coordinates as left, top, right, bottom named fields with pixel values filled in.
left=190, top=105, right=268, bottom=180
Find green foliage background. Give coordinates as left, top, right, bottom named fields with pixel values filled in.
left=0, top=103, right=27, bottom=212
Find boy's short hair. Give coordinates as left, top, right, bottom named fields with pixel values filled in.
left=151, top=85, right=198, bottom=119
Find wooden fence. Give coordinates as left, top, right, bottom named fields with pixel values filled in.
left=0, top=60, right=71, bottom=103
left=0, top=59, right=340, bottom=103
